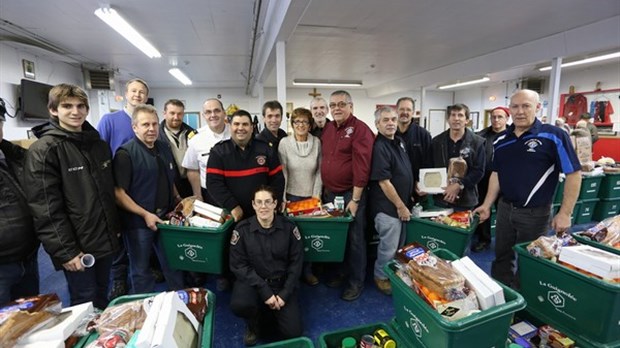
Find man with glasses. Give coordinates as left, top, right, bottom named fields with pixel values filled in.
left=182, top=98, right=231, bottom=203
left=207, top=110, right=284, bottom=223
left=256, top=100, right=287, bottom=149
left=309, top=97, right=331, bottom=138
left=321, top=90, right=374, bottom=301
left=471, top=106, right=510, bottom=252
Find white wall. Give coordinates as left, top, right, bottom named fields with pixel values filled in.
left=0, top=42, right=84, bottom=140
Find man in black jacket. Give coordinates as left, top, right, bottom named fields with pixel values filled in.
left=255, top=100, right=287, bottom=149
left=0, top=116, right=40, bottom=305
left=25, top=84, right=120, bottom=309
left=430, top=104, right=485, bottom=210
left=114, top=104, right=184, bottom=294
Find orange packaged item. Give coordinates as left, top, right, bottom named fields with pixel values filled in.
left=286, top=197, right=321, bottom=216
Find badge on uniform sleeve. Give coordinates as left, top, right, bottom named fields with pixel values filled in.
left=231, top=230, right=240, bottom=245
left=256, top=155, right=266, bottom=166
left=292, top=227, right=301, bottom=241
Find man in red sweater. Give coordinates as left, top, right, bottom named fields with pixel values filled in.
left=321, top=90, right=374, bottom=301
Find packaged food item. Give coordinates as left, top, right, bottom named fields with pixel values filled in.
left=373, top=328, right=396, bottom=348
left=0, top=294, right=63, bottom=347
left=403, top=244, right=466, bottom=301
left=526, top=235, right=562, bottom=259
left=538, top=325, right=575, bottom=348
left=448, top=157, right=467, bottom=179
left=175, top=288, right=209, bottom=323
left=86, top=328, right=130, bottom=348
left=581, top=215, right=620, bottom=248
left=95, top=298, right=148, bottom=337
left=286, top=197, right=322, bottom=216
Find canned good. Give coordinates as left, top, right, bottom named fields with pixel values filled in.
left=334, top=196, right=345, bottom=211
left=412, top=203, right=422, bottom=217
left=374, top=328, right=396, bottom=348
left=341, top=336, right=356, bottom=348
left=360, top=334, right=374, bottom=348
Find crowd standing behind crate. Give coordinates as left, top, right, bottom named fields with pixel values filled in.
left=3, top=81, right=604, bottom=347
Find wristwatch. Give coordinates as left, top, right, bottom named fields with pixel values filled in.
left=351, top=198, right=361, bottom=203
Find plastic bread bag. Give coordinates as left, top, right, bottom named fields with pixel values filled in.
left=86, top=328, right=131, bottom=348
left=527, top=235, right=562, bottom=259
left=582, top=215, right=620, bottom=246
left=0, top=294, right=63, bottom=346
left=95, top=298, right=148, bottom=337
left=404, top=245, right=466, bottom=301
left=447, top=157, right=467, bottom=179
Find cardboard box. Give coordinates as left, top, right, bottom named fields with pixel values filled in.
left=419, top=168, right=447, bottom=194
left=460, top=257, right=505, bottom=306
left=150, top=292, right=199, bottom=348
left=10, top=139, right=37, bottom=149
left=559, top=244, right=620, bottom=279
left=452, top=259, right=495, bottom=310
left=135, top=292, right=166, bottom=348
left=17, top=302, right=93, bottom=345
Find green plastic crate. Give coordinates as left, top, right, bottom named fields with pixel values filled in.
left=574, top=198, right=599, bottom=224
left=514, top=242, right=620, bottom=347
left=384, top=249, right=526, bottom=348
left=405, top=215, right=479, bottom=257
left=158, top=218, right=234, bottom=273
left=318, top=321, right=412, bottom=348
left=490, top=207, right=497, bottom=238
left=572, top=231, right=620, bottom=256
left=256, top=336, right=314, bottom=347
left=593, top=198, right=620, bottom=222
left=553, top=179, right=565, bottom=204
left=75, top=290, right=216, bottom=348
left=552, top=201, right=581, bottom=226
left=578, top=175, right=604, bottom=200
left=289, top=215, right=352, bottom=262
left=599, top=173, right=620, bottom=199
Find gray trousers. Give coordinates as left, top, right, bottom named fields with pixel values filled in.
left=491, top=198, right=551, bottom=288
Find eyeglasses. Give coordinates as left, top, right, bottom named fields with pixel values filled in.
left=292, top=120, right=310, bottom=126
left=329, top=101, right=350, bottom=109
left=253, top=199, right=275, bottom=207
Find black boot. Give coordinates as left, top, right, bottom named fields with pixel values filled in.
left=244, top=318, right=259, bottom=346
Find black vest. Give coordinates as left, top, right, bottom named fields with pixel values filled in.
left=121, top=138, right=176, bottom=228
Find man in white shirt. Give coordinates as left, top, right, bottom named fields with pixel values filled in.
left=182, top=98, right=231, bottom=204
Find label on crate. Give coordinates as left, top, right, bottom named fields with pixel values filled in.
left=305, top=234, right=331, bottom=253
left=420, top=235, right=446, bottom=250
left=538, top=280, right=577, bottom=320
left=177, top=243, right=207, bottom=263
left=403, top=306, right=429, bottom=340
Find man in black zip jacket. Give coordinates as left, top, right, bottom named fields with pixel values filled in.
left=0, top=116, right=39, bottom=305
left=430, top=104, right=485, bottom=210
left=24, top=84, right=120, bottom=309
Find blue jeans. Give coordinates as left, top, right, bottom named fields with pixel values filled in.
left=124, top=228, right=184, bottom=294
left=373, top=213, right=406, bottom=280
left=0, top=253, right=39, bottom=305
left=63, top=253, right=113, bottom=309
left=323, top=189, right=368, bottom=288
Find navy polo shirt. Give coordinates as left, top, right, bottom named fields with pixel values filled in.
left=369, top=134, right=414, bottom=218
left=492, top=119, right=580, bottom=208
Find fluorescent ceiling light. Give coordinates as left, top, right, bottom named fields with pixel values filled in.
left=438, top=77, right=490, bottom=90
left=169, top=68, right=192, bottom=86
left=539, top=52, right=620, bottom=71
left=292, top=79, right=363, bottom=87
left=94, top=7, right=161, bottom=58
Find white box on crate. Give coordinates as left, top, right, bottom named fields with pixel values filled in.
left=559, top=244, right=620, bottom=279
left=460, top=257, right=505, bottom=306
left=150, top=291, right=200, bottom=348
left=17, top=301, right=93, bottom=345
left=451, top=259, right=495, bottom=310
left=135, top=292, right=167, bottom=348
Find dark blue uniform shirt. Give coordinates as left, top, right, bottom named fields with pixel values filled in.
left=492, top=119, right=581, bottom=208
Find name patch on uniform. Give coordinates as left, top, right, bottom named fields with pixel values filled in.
left=293, top=227, right=301, bottom=240
left=230, top=230, right=240, bottom=245
left=525, top=139, right=542, bottom=152
left=256, top=155, right=266, bottom=166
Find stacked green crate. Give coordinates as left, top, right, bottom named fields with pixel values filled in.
left=594, top=173, right=620, bottom=221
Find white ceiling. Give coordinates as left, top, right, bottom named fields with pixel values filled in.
left=1, top=0, right=619, bottom=96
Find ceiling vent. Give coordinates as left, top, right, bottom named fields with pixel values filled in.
left=522, top=78, right=545, bottom=94
left=84, top=69, right=115, bottom=90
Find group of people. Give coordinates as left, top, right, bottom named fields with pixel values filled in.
left=0, top=81, right=582, bottom=345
